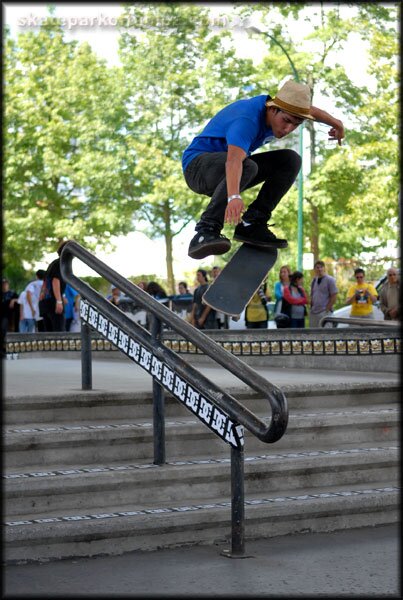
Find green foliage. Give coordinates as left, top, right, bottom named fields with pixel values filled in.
left=4, top=18, right=139, bottom=274
left=117, top=3, right=255, bottom=292
left=236, top=2, right=399, bottom=265
left=3, top=3, right=399, bottom=292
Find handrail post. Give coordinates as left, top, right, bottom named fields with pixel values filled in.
left=222, top=443, right=246, bottom=558
left=150, top=314, right=166, bottom=465
left=81, top=322, right=92, bottom=390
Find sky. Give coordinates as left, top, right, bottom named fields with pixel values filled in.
left=3, top=3, right=383, bottom=282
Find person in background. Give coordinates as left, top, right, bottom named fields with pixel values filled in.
left=17, top=289, right=35, bottom=333
left=282, top=271, right=308, bottom=328
left=346, top=268, right=378, bottom=320
left=309, top=260, right=338, bottom=327
left=190, top=269, right=217, bottom=330
left=146, top=281, right=168, bottom=302
left=211, top=266, right=228, bottom=329
left=177, top=281, right=192, bottom=298
left=1, top=278, right=19, bottom=337
left=25, top=269, right=46, bottom=332
left=170, top=281, right=194, bottom=320
left=38, top=240, right=69, bottom=332
left=107, top=285, right=122, bottom=306
left=379, top=268, right=400, bottom=321
left=64, top=284, right=80, bottom=332
left=245, top=280, right=271, bottom=329
left=274, top=265, right=291, bottom=316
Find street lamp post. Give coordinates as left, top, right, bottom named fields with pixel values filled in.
left=247, top=27, right=304, bottom=271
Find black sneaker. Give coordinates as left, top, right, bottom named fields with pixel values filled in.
left=188, top=230, right=231, bottom=259
left=233, top=221, right=288, bottom=249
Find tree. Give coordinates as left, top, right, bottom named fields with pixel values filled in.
left=118, top=3, right=254, bottom=293
left=236, top=2, right=399, bottom=268
left=4, top=17, right=139, bottom=279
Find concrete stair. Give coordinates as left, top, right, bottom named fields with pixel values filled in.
left=3, top=381, right=400, bottom=563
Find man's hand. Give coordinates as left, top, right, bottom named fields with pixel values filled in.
left=55, top=301, right=64, bottom=315
left=389, top=307, right=398, bottom=319
left=328, top=119, right=345, bottom=146
left=225, top=197, right=245, bottom=225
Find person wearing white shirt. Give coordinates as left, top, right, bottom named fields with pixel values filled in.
left=18, top=269, right=46, bottom=333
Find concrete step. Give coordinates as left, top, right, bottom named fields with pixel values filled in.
left=4, top=446, right=399, bottom=518
left=3, top=406, right=398, bottom=470
left=4, top=383, right=400, bottom=425
left=4, top=483, right=399, bottom=563
left=3, top=377, right=400, bottom=564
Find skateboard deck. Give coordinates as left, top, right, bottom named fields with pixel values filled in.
left=202, top=244, right=278, bottom=317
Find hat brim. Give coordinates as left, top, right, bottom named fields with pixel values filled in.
left=266, top=99, right=315, bottom=121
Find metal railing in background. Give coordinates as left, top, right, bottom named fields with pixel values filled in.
left=320, top=316, right=399, bottom=328
left=60, top=240, right=288, bottom=558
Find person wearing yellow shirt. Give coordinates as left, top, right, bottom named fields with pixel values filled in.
left=346, top=268, right=378, bottom=318
left=245, top=282, right=271, bottom=328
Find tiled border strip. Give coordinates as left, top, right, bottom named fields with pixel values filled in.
left=3, top=446, right=398, bottom=480
left=5, top=486, right=400, bottom=527
left=4, top=407, right=398, bottom=436
left=5, top=334, right=401, bottom=356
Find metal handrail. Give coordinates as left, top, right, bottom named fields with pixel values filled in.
left=60, top=240, right=288, bottom=444
left=320, top=316, right=399, bottom=328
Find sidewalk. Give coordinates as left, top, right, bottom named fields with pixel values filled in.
left=3, top=354, right=397, bottom=398
left=4, top=524, right=400, bottom=597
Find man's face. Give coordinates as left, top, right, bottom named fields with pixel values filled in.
left=387, top=269, right=398, bottom=282
left=314, top=263, right=326, bottom=277
left=268, top=109, right=303, bottom=138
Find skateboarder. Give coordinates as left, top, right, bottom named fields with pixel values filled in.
left=183, top=80, right=344, bottom=259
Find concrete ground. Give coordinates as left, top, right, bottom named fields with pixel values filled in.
left=3, top=354, right=397, bottom=398
left=3, top=524, right=400, bottom=597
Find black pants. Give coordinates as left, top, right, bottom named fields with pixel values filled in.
left=184, top=149, right=301, bottom=232
left=246, top=321, right=268, bottom=329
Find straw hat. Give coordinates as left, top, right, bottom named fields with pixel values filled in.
left=266, top=80, right=315, bottom=120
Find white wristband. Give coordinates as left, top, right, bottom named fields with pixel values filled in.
left=228, top=194, right=242, bottom=203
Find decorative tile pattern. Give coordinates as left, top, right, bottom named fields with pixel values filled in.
left=4, top=485, right=399, bottom=528
left=4, top=446, right=397, bottom=480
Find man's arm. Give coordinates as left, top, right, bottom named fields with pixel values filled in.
left=365, top=285, right=378, bottom=304
left=326, top=292, right=338, bottom=312
left=310, top=106, right=345, bottom=146
left=224, top=144, right=247, bottom=225
left=197, top=305, right=212, bottom=328
left=26, top=289, right=35, bottom=318
left=52, top=277, right=64, bottom=314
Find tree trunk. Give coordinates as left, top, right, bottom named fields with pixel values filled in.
left=163, top=201, right=175, bottom=295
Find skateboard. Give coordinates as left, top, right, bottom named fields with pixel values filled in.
left=202, top=244, right=278, bottom=318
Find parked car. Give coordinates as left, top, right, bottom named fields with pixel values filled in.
left=326, top=274, right=389, bottom=327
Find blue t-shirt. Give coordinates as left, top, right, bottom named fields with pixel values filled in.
left=182, top=95, right=274, bottom=172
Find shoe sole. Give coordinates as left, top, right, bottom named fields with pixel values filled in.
left=188, top=239, right=231, bottom=260
left=233, top=234, right=288, bottom=249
